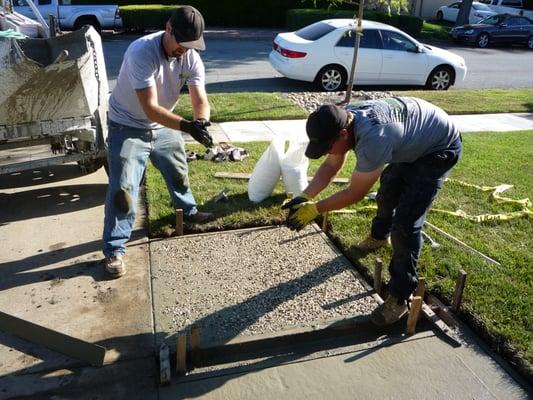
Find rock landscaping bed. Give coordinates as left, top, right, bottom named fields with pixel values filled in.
left=283, top=90, right=394, bottom=113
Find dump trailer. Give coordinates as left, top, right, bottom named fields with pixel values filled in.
left=0, top=25, right=109, bottom=175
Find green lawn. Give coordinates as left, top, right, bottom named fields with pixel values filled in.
left=174, top=90, right=533, bottom=122
left=175, top=92, right=306, bottom=122
left=397, top=89, right=533, bottom=114
left=419, top=20, right=454, bottom=41
left=146, top=131, right=532, bottom=367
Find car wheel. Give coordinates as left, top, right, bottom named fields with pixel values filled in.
left=528, top=35, right=533, bottom=49
left=74, top=16, right=102, bottom=34
left=476, top=32, right=490, bottom=48
left=426, top=66, right=454, bottom=90
left=315, top=65, right=347, bottom=92
left=436, top=11, right=443, bottom=21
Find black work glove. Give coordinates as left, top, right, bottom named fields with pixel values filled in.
left=180, top=118, right=214, bottom=148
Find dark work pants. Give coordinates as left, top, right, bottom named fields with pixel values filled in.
left=370, top=137, right=462, bottom=301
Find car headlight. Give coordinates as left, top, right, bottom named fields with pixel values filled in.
left=464, top=29, right=474, bottom=34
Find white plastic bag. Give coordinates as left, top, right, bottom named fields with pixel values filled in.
left=281, top=140, right=309, bottom=196
left=248, top=138, right=284, bottom=203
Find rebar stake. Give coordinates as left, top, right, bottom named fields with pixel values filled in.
left=374, top=258, right=383, bottom=295
left=176, top=209, right=183, bottom=236
left=452, top=269, right=467, bottom=313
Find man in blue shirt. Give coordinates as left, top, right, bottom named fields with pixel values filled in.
left=283, top=98, right=462, bottom=326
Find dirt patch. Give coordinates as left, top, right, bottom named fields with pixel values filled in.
left=94, top=287, right=119, bottom=304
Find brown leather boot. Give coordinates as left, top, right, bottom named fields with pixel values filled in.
left=370, top=295, right=408, bottom=326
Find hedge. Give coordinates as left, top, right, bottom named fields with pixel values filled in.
left=120, top=5, right=180, bottom=31
left=286, top=9, right=423, bottom=36
left=78, top=0, right=339, bottom=28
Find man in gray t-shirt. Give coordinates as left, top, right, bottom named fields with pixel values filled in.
left=282, top=97, right=462, bottom=326
left=103, top=6, right=215, bottom=278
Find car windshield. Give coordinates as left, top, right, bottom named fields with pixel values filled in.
left=472, top=3, right=492, bottom=10
left=294, top=22, right=338, bottom=40
left=478, top=14, right=506, bottom=24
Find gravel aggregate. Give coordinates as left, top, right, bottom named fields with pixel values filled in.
left=283, top=90, right=394, bottom=114
left=151, top=225, right=378, bottom=345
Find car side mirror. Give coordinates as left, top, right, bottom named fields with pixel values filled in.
left=415, top=44, right=425, bottom=53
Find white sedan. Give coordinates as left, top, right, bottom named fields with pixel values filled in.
left=436, top=2, right=497, bottom=24
left=269, top=19, right=467, bottom=91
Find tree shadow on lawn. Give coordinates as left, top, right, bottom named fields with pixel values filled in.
left=148, top=191, right=288, bottom=237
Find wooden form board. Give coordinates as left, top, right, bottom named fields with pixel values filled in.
left=214, top=172, right=349, bottom=184
left=0, top=311, right=106, bottom=367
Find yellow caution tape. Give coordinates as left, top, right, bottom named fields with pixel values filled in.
left=333, top=179, right=531, bottom=223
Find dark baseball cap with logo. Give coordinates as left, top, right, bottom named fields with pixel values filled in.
left=169, top=6, right=206, bottom=51
left=305, top=104, right=350, bottom=159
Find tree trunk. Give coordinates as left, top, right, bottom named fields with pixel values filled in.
left=455, top=0, right=473, bottom=26
left=342, top=0, right=364, bottom=104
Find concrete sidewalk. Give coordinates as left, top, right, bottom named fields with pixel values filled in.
left=184, top=113, right=533, bottom=144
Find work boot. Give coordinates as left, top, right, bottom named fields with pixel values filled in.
left=370, top=295, right=408, bottom=326
left=105, top=255, right=126, bottom=278
left=355, top=235, right=391, bottom=251
left=184, top=211, right=215, bottom=223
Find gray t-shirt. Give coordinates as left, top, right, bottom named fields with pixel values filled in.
left=346, top=97, right=460, bottom=172
left=108, top=31, right=205, bottom=129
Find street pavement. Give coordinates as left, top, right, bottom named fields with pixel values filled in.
left=0, top=115, right=532, bottom=398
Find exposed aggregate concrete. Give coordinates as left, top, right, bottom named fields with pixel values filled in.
left=151, top=225, right=378, bottom=345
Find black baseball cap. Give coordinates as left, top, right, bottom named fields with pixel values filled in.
left=305, top=104, right=350, bottom=159
left=169, top=6, right=205, bottom=51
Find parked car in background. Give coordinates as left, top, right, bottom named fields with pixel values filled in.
left=12, top=0, right=122, bottom=32
left=269, top=19, right=467, bottom=91
left=436, top=1, right=497, bottom=23
left=478, top=0, right=533, bottom=19
left=449, top=13, right=533, bottom=48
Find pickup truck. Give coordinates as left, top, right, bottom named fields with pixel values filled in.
left=12, top=0, right=122, bottom=32
left=479, top=0, right=533, bottom=19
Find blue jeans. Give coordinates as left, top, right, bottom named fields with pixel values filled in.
left=371, top=137, right=462, bottom=301
left=103, top=120, right=197, bottom=258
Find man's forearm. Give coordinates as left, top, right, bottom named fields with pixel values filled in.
left=144, top=105, right=188, bottom=131
left=316, top=189, right=365, bottom=214
left=304, top=162, right=339, bottom=198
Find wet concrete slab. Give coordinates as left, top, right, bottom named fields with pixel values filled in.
left=161, top=331, right=530, bottom=400
left=0, top=166, right=153, bottom=381
left=150, top=225, right=378, bottom=348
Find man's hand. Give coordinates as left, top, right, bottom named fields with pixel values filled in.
left=180, top=118, right=214, bottom=148
left=286, top=201, right=320, bottom=231
left=281, top=193, right=310, bottom=212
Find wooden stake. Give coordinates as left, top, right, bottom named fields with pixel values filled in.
left=414, top=277, right=426, bottom=298
left=175, top=209, right=183, bottom=236
left=159, top=343, right=171, bottom=385
left=190, top=326, right=201, bottom=365
left=406, top=296, right=423, bottom=335
left=321, top=211, right=329, bottom=233
left=176, top=334, right=187, bottom=374
left=374, top=258, right=383, bottom=295
left=452, top=269, right=467, bottom=313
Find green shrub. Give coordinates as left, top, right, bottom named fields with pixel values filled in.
left=80, top=0, right=324, bottom=27
left=286, top=8, right=423, bottom=36
left=286, top=9, right=354, bottom=31
left=120, top=5, right=180, bottom=31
